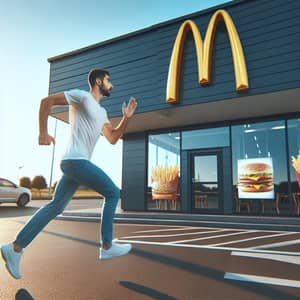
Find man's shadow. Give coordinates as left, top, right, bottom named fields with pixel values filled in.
left=15, top=288, right=35, bottom=300
left=1, top=206, right=39, bottom=218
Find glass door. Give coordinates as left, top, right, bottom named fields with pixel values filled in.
left=190, top=150, right=223, bottom=212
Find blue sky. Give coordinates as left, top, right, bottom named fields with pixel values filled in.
left=0, top=0, right=228, bottom=188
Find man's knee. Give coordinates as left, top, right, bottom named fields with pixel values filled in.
left=104, top=187, right=120, bottom=200
left=112, top=187, right=120, bottom=200
left=45, top=201, right=65, bottom=216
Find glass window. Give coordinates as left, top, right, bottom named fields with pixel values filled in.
left=0, top=179, right=15, bottom=187
left=182, top=127, right=229, bottom=150
left=147, top=132, right=180, bottom=211
left=192, top=154, right=220, bottom=209
left=232, top=120, right=290, bottom=215
left=287, top=119, right=300, bottom=215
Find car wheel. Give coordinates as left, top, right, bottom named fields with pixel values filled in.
left=17, top=194, right=30, bottom=207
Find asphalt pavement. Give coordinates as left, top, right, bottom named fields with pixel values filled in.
left=0, top=200, right=299, bottom=299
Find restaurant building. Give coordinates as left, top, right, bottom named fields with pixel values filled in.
left=49, top=0, right=300, bottom=216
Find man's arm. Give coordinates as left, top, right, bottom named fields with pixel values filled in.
left=102, top=97, right=137, bottom=145
left=39, top=93, right=68, bottom=145
left=102, top=117, right=130, bottom=145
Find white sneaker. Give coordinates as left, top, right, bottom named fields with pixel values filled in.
left=100, top=242, right=132, bottom=260
left=0, top=243, right=23, bottom=279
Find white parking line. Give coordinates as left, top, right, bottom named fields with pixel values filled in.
left=224, top=273, right=300, bottom=288
left=133, top=226, right=219, bottom=234
left=167, top=230, right=258, bottom=244
left=117, top=239, right=300, bottom=256
left=117, top=225, right=300, bottom=255
left=251, top=238, right=300, bottom=250
left=121, top=229, right=227, bottom=240
left=231, top=251, right=300, bottom=265
left=208, top=231, right=298, bottom=247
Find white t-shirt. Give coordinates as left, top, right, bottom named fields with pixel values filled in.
left=62, top=89, right=110, bottom=160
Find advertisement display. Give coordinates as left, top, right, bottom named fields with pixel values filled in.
left=238, top=157, right=274, bottom=199
left=292, top=151, right=300, bottom=187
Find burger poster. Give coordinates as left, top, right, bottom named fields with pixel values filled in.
left=238, top=158, right=274, bottom=199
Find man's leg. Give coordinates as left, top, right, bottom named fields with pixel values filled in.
left=63, top=159, right=131, bottom=259
left=15, top=175, right=79, bottom=249
left=1, top=174, right=79, bottom=279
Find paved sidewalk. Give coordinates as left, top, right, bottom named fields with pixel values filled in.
left=59, top=199, right=300, bottom=232
left=21, top=198, right=300, bottom=231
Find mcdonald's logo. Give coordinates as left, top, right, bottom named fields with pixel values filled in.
left=166, top=9, right=249, bottom=104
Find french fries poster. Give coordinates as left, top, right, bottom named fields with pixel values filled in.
left=291, top=151, right=300, bottom=187
left=151, top=165, right=179, bottom=193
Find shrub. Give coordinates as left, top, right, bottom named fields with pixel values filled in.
left=19, top=176, right=31, bottom=189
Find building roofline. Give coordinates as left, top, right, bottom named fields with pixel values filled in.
left=47, top=0, right=249, bottom=63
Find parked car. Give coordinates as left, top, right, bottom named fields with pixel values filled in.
left=0, top=178, right=31, bottom=207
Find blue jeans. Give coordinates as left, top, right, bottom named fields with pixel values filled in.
left=16, top=159, right=120, bottom=248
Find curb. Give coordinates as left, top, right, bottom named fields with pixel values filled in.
left=56, top=213, right=300, bottom=232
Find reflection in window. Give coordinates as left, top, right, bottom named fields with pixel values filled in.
left=232, top=120, right=289, bottom=215
left=193, top=155, right=219, bottom=209
left=147, top=133, right=180, bottom=211
left=0, top=179, right=14, bottom=187
left=194, top=156, right=218, bottom=182
left=288, top=119, right=300, bottom=215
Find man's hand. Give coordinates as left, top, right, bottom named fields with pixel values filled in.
left=122, top=97, right=137, bottom=119
left=102, top=97, right=137, bottom=145
left=38, top=93, right=67, bottom=146
left=39, top=134, right=55, bottom=145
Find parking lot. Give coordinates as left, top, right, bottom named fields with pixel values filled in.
left=1, top=209, right=299, bottom=300
left=118, top=224, right=300, bottom=253
left=117, top=224, right=300, bottom=291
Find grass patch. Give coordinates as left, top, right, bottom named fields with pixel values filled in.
left=31, top=188, right=102, bottom=200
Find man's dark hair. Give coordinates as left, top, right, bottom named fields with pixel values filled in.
left=88, top=68, right=110, bottom=88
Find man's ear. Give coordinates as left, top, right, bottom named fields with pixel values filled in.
left=96, top=78, right=102, bottom=85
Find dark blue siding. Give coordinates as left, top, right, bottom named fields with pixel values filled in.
left=48, top=0, right=300, bottom=119
left=121, top=132, right=147, bottom=211
left=48, top=0, right=300, bottom=210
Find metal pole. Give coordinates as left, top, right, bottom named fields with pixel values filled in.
left=17, top=165, right=24, bottom=183
left=49, top=119, right=57, bottom=195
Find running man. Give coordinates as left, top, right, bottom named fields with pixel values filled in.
left=1, top=68, right=137, bottom=279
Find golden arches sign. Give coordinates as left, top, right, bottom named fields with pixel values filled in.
left=166, top=9, right=249, bottom=104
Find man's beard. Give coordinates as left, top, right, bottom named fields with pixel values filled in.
left=99, top=84, right=111, bottom=97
